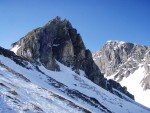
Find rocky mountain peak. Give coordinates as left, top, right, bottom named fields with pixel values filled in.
left=11, top=17, right=105, bottom=87
left=93, top=40, right=149, bottom=76
left=93, top=40, right=150, bottom=106
left=46, top=16, right=72, bottom=27
left=11, top=18, right=134, bottom=100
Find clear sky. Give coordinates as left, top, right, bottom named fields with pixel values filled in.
left=0, top=0, right=150, bottom=52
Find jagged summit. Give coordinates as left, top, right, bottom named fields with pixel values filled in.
left=11, top=16, right=84, bottom=69
left=105, top=40, right=134, bottom=49
left=106, top=40, right=147, bottom=48
left=45, top=16, right=72, bottom=27
left=11, top=17, right=105, bottom=88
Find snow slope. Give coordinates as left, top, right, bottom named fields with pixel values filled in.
left=10, top=45, right=20, bottom=54
left=106, top=65, right=150, bottom=108
left=0, top=54, right=150, bottom=113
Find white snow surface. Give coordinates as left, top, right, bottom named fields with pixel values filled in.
left=120, top=66, right=150, bottom=108
left=0, top=55, right=150, bottom=113
left=106, top=65, right=150, bottom=108
left=10, top=45, right=20, bottom=54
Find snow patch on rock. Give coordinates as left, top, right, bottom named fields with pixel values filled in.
left=10, top=45, right=20, bottom=54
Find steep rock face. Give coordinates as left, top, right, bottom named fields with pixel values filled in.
left=11, top=17, right=105, bottom=87
left=93, top=41, right=150, bottom=90
left=93, top=41, right=146, bottom=75
left=142, top=49, right=150, bottom=90
left=92, top=41, right=150, bottom=107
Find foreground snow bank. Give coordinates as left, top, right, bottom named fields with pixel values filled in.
left=0, top=54, right=150, bottom=113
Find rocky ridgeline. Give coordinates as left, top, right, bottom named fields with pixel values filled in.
left=93, top=40, right=150, bottom=90
left=11, top=17, right=134, bottom=99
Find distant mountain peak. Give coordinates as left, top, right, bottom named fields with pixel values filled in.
left=93, top=40, right=150, bottom=107
left=106, top=40, right=147, bottom=48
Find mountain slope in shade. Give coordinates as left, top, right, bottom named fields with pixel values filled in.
left=0, top=47, right=150, bottom=113
left=92, top=40, right=150, bottom=108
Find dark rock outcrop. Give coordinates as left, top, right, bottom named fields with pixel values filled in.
left=0, top=47, right=30, bottom=69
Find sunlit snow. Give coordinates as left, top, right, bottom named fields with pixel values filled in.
left=10, top=45, right=20, bottom=54
left=0, top=55, right=150, bottom=113
left=120, top=65, right=150, bottom=108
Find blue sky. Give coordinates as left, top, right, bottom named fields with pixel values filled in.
left=0, top=0, right=150, bottom=51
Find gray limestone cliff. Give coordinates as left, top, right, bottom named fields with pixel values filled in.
left=11, top=17, right=105, bottom=87
left=93, top=40, right=150, bottom=90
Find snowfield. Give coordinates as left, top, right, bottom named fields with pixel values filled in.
left=0, top=54, right=150, bottom=113
left=120, top=66, right=150, bottom=108
left=106, top=64, right=150, bottom=108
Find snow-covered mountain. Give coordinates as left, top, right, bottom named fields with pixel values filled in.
left=0, top=17, right=150, bottom=112
left=0, top=45, right=150, bottom=113
left=92, top=40, right=150, bottom=108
